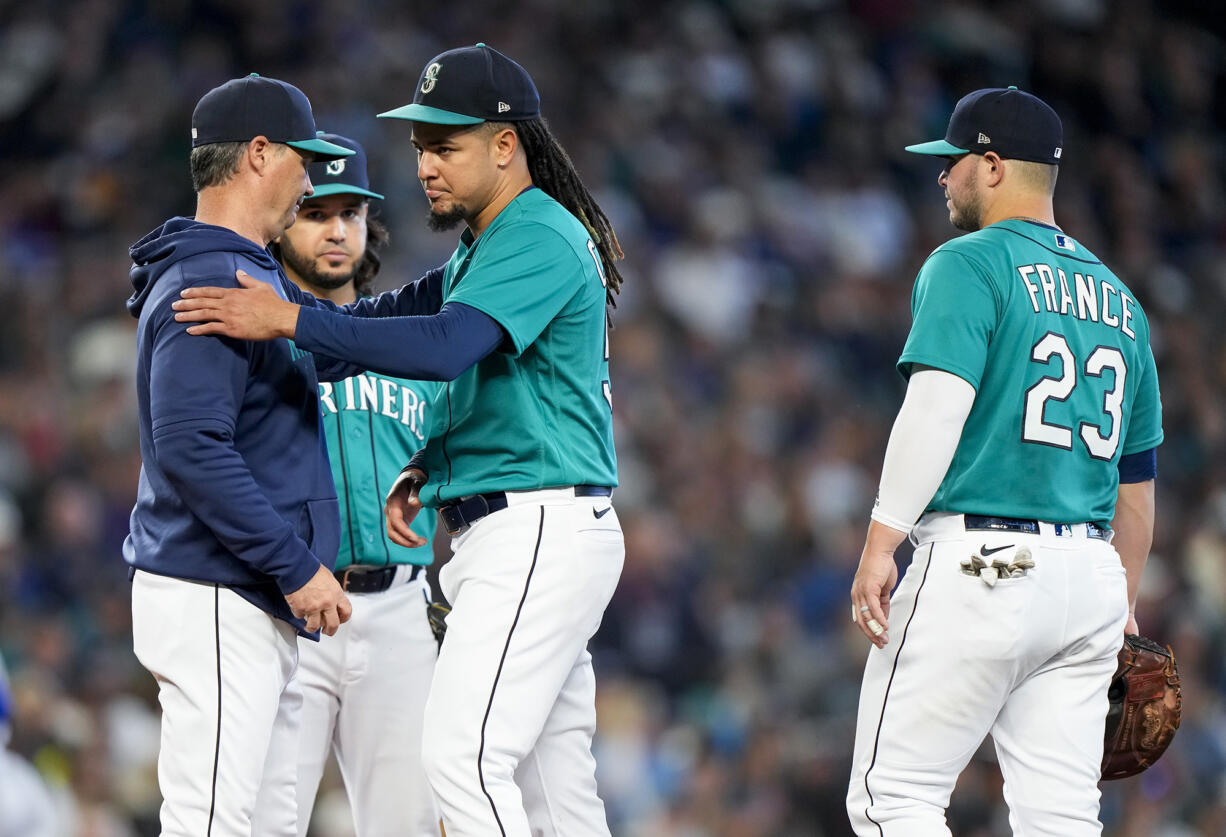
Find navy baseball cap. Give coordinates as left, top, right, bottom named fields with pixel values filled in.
left=305, top=133, right=383, bottom=200
left=378, top=43, right=540, bottom=125
left=906, top=86, right=1063, bottom=165
left=192, top=74, right=354, bottom=162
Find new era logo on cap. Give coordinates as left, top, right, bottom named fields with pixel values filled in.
left=978, top=132, right=991, bottom=144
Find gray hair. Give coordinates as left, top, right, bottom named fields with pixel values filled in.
left=190, top=141, right=248, bottom=192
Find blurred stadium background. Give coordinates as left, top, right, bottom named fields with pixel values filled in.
left=1, top=0, right=1224, bottom=834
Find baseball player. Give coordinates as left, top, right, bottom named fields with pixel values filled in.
left=1, top=654, right=58, bottom=837
left=846, top=87, right=1162, bottom=835
left=264, top=131, right=443, bottom=836
left=171, top=43, right=626, bottom=837
left=125, top=75, right=355, bottom=836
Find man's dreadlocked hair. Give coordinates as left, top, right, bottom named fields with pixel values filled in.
left=489, top=118, right=624, bottom=312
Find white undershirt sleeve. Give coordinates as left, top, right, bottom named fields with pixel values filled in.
left=870, top=368, right=977, bottom=534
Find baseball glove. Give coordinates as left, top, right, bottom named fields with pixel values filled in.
left=1101, top=633, right=1181, bottom=780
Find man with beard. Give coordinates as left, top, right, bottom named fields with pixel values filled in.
left=125, top=74, right=354, bottom=836
left=266, top=132, right=443, bottom=837
left=845, top=87, right=1162, bottom=835
left=172, top=44, right=627, bottom=836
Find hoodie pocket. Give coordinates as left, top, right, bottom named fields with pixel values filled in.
left=297, top=498, right=340, bottom=565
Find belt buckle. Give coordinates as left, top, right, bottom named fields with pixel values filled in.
left=446, top=494, right=491, bottom=536
left=444, top=514, right=467, bottom=537
left=338, top=566, right=357, bottom=592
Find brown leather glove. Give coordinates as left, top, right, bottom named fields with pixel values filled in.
left=1101, top=634, right=1181, bottom=780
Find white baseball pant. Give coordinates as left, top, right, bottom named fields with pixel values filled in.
left=131, top=570, right=301, bottom=837
left=421, top=487, right=624, bottom=837
left=847, top=512, right=1128, bottom=836
left=291, top=566, right=440, bottom=837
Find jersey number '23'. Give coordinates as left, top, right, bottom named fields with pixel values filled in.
left=1023, top=331, right=1126, bottom=461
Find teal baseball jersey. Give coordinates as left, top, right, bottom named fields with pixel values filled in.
left=415, top=188, right=617, bottom=507
left=899, top=219, right=1162, bottom=525
left=319, top=371, right=443, bottom=567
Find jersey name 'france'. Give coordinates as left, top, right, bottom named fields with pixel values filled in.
left=1016, top=262, right=1139, bottom=339
left=898, top=219, right=1162, bottom=526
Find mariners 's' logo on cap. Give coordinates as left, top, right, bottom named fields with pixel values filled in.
left=326, top=160, right=346, bottom=176
left=421, top=62, right=441, bottom=94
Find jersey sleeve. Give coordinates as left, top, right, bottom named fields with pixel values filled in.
left=898, top=249, right=1000, bottom=389
left=445, top=222, right=585, bottom=356
left=1122, top=341, right=1163, bottom=455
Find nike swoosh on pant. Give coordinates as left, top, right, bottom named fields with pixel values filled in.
left=593, top=507, right=611, bottom=519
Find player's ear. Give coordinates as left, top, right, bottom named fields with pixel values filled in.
left=247, top=136, right=273, bottom=175
left=492, top=127, right=519, bottom=168
left=982, top=152, right=1005, bottom=187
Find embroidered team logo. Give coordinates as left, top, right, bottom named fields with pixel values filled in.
left=1055, top=234, right=1076, bottom=252
left=978, top=132, right=991, bottom=144
left=421, top=62, right=441, bottom=94
left=326, top=159, right=346, bottom=176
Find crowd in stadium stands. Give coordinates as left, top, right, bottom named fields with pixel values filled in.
left=1, top=1, right=1224, bottom=834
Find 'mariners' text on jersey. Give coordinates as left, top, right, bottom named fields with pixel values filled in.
left=1017, top=263, right=1137, bottom=341
left=319, top=374, right=428, bottom=442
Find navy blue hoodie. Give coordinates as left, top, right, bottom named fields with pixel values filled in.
left=124, top=217, right=340, bottom=633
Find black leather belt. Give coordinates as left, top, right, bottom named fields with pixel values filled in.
left=439, top=485, right=613, bottom=536
left=963, top=514, right=1109, bottom=541
left=334, top=563, right=423, bottom=594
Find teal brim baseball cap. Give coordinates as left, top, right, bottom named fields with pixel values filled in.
left=906, top=87, right=1063, bottom=164
left=306, top=133, right=384, bottom=200
left=378, top=43, right=540, bottom=125
left=309, top=183, right=383, bottom=199
left=904, top=138, right=970, bottom=156
left=288, top=135, right=356, bottom=160
left=378, top=103, right=485, bottom=125
left=192, top=74, right=355, bottom=162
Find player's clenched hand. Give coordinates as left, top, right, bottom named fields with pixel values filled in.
left=172, top=269, right=300, bottom=341
left=385, top=468, right=428, bottom=548
left=285, top=563, right=352, bottom=636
